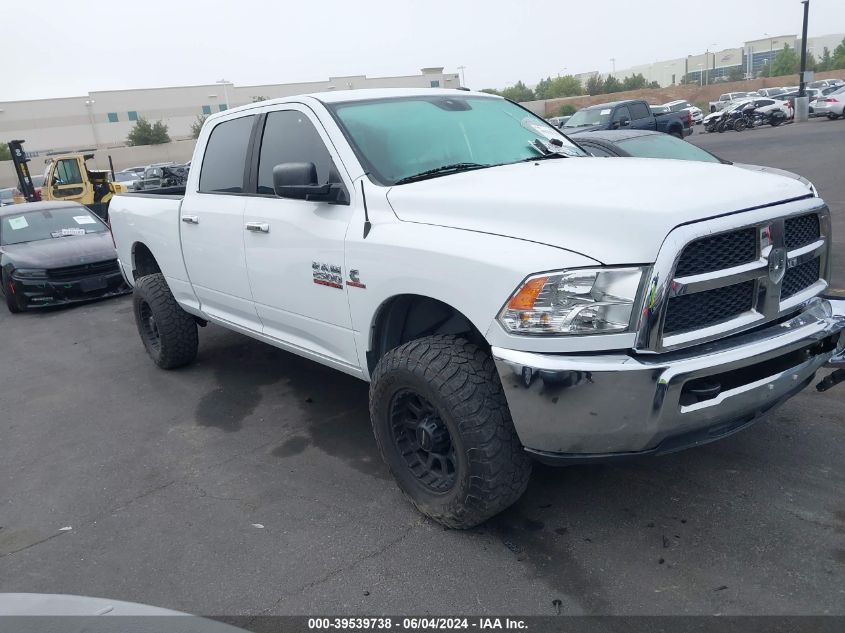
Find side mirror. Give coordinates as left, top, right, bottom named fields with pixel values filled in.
left=619, top=116, right=631, bottom=127
left=273, top=162, right=343, bottom=203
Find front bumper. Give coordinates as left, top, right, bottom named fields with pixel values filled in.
left=493, top=298, right=845, bottom=462
left=10, top=271, right=130, bottom=310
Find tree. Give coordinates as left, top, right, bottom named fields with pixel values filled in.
left=558, top=104, right=577, bottom=117
left=771, top=44, right=800, bottom=77
left=585, top=74, right=605, bottom=96
left=819, top=47, right=832, bottom=71
left=603, top=75, right=623, bottom=93
left=832, top=37, right=845, bottom=69
left=190, top=114, right=208, bottom=139
left=480, top=88, right=501, bottom=95
left=621, top=73, right=647, bottom=91
left=0, top=143, right=10, bottom=161
left=500, top=81, right=535, bottom=102
left=758, top=63, right=771, bottom=78
left=127, top=118, right=171, bottom=146
left=647, top=81, right=661, bottom=89
left=534, top=75, right=582, bottom=100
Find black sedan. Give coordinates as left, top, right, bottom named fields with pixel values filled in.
left=0, top=201, right=129, bottom=313
left=568, top=129, right=817, bottom=195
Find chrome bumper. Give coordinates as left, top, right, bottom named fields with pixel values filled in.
left=493, top=298, right=845, bottom=461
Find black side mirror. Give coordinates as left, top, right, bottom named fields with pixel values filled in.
left=619, top=116, right=631, bottom=127
left=273, top=162, right=344, bottom=203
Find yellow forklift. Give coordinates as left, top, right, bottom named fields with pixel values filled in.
left=9, top=140, right=127, bottom=220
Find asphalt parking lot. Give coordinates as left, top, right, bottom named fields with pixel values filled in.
left=2, top=120, right=845, bottom=618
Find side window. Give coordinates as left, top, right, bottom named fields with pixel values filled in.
left=628, top=102, right=650, bottom=120
left=612, top=106, right=631, bottom=122
left=720, top=95, right=729, bottom=102
left=199, top=115, right=255, bottom=194
left=257, top=110, right=337, bottom=195
left=54, top=159, right=83, bottom=185
left=584, top=144, right=614, bottom=157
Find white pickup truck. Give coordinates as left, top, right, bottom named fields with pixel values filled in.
left=110, top=88, right=845, bottom=528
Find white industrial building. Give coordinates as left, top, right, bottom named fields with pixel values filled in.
left=0, top=68, right=460, bottom=154
left=576, top=32, right=844, bottom=88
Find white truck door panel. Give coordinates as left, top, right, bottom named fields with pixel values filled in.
left=243, top=107, right=358, bottom=368
left=181, top=114, right=262, bottom=331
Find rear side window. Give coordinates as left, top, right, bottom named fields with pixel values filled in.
left=257, top=110, right=336, bottom=195
left=199, top=115, right=255, bottom=193
left=628, top=102, right=650, bottom=120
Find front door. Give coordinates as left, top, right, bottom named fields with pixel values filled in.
left=242, top=106, right=359, bottom=370
left=180, top=113, right=262, bottom=331
left=49, top=158, right=91, bottom=204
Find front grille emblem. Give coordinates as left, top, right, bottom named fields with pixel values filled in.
left=768, top=247, right=787, bottom=284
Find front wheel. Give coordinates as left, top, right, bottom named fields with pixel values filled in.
left=132, top=273, right=198, bottom=369
left=734, top=119, right=746, bottom=132
left=369, top=335, right=531, bottom=529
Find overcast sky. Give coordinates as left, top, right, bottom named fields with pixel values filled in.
left=5, top=0, right=844, bottom=101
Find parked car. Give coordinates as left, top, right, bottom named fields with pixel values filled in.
left=0, top=201, right=129, bottom=313
left=546, top=116, right=571, bottom=128
left=110, top=88, right=845, bottom=529
left=709, top=92, right=752, bottom=112
left=661, top=99, right=703, bottom=124
left=133, top=164, right=190, bottom=191
left=113, top=170, right=143, bottom=190
left=757, top=87, right=789, bottom=98
left=702, top=97, right=792, bottom=131
left=569, top=129, right=817, bottom=193
left=812, top=86, right=845, bottom=119
left=123, top=166, right=147, bottom=175
left=562, top=99, right=692, bottom=138
left=808, top=79, right=844, bottom=90
left=0, top=188, right=15, bottom=207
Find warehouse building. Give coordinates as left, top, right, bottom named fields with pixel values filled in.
left=0, top=68, right=460, bottom=154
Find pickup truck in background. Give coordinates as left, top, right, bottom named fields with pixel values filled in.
left=561, top=99, right=693, bottom=138
left=709, top=91, right=755, bottom=112
left=109, top=88, right=845, bottom=528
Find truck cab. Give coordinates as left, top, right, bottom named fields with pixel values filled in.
left=41, top=154, right=127, bottom=220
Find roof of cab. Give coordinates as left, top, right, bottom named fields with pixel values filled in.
left=204, top=88, right=502, bottom=121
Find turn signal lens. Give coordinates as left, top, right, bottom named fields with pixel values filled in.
left=507, top=276, right=548, bottom=310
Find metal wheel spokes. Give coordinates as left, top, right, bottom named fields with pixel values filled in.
left=390, top=390, right=457, bottom=492
left=139, top=302, right=161, bottom=352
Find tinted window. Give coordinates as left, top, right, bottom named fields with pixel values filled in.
left=629, top=102, right=650, bottom=120
left=199, top=115, right=254, bottom=193
left=54, top=159, right=82, bottom=185
left=257, top=110, right=336, bottom=195
left=612, top=106, right=631, bottom=122
left=616, top=134, right=721, bottom=163
left=583, top=144, right=614, bottom=157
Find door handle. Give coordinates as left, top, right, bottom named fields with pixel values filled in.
left=245, top=222, right=270, bottom=233
left=181, top=215, right=199, bottom=224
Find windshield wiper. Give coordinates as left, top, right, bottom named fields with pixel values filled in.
left=394, top=163, right=489, bottom=185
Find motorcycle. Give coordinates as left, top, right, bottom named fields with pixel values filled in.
left=753, top=104, right=787, bottom=127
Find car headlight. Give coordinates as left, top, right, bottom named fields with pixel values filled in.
left=498, top=267, right=646, bottom=335
left=12, top=268, right=48, bottom=279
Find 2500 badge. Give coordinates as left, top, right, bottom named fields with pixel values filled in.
left=312, top=261, right=343, bottom=289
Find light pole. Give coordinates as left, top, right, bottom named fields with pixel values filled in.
left=216, top=79, right=231, bottom=110
left=457, top=65, right=466, bottom=87
left=85, top=99, right=99, bottom=148
left=610, top=58, right=616, bottom=74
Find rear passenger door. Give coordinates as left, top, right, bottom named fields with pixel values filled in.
left=180, top=113, right=263, bottom=331
left=242, top=105, right=359, bottom=371
left=628, top=102, right=655, bottom=130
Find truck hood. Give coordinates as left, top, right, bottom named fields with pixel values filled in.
left=385, top=158, right=813, bottom=264
left=1, top=232, right=117, bottom=269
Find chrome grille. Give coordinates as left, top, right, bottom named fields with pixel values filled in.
left=637, top=203, right=830, bottom=352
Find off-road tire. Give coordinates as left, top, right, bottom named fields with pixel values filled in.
left=370, top=335, right=531, bottom=529
left=132, top=273, right=198, bottom=369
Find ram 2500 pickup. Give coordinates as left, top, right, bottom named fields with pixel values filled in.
left=109, top=88, right=845, bottom=528
left=562, top=99, right=693, bottom=138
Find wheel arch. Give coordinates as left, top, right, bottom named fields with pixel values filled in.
left=131, top=241, right=162, bottom=280
left=366, top=293, right=489, bottom=376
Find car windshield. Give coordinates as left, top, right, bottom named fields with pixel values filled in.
left=617, top=134, right=721, bottom=163
left=563, top=107, right=612, bottom=128
left=115, top=172, right=137, bottom=182
left=329, top=96, right=585, bottom=185
left=0, top=207, right=107, bottom=245
left=0, top=189, right=14, bottom=201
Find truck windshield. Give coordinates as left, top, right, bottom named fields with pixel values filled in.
left=562, top=107, right=611, bottom=128
left=0, top=207, right=106, bottom=245
left=328, top=96, right=585, bottom=186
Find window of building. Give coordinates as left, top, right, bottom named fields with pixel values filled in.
left=107, top=112, right=119, bottom=123
left=128, top=111, right=138, bottom=121
left=257, top=110, right=336, bottom=195
left=219, top=104, right=228, bottom=112
left=198, top=115, right=255, bottom=194
left=430, top=80, right=440, bottom=88
left=202, top=105, right=212, bottom=115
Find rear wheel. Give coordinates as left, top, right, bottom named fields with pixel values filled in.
left=132, top=273, right=198, bottom=369
left=734, top=119, right=746, bottom=132
left=369, top=335, right=531, bottom=529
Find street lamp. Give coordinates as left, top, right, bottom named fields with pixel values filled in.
left=610, top=58, right=616, bottom=73
left=216, top=79, right=231, bottom=110
left=697, top=64, right=704, bottom=87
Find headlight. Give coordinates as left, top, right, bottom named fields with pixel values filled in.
left=498, top=267, right=646, bottom=335
left=12, top=268, right=48, bottom=279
